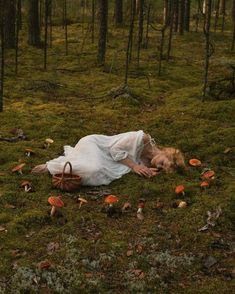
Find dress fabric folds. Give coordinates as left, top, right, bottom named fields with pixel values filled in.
left=46, top=130, right=144, bottom=186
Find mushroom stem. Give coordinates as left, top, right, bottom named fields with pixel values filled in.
left=137, top=207, right=143, bottom=214
left=26, top=152, right=30, bottom=157
left=18, top=170, right=23, bottom=175
left=25, top=186, right=32, bottom=192
left=50, top=206, right=56, bottom=216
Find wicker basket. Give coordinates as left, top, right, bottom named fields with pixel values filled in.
left=52, top=161, right=81, bottom=192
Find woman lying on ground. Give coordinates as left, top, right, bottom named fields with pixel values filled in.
left=32, top=130, right=185, bottom=186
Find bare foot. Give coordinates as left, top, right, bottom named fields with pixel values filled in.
left=31, top=164, right=48, bottom=174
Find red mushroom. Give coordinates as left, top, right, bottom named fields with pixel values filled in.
left=104, top=195, right=119, bottom=207
left=12, top=163, right=25, bottom=175
left=200, top=181, right=209, bottom=189
left=175, top=185, right=185, bottom=196
left=189, top=159, right=201, bottom=167
left=48, top=196, right=64, bottom=216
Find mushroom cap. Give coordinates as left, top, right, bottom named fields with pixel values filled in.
left=178, top=201, right=187, bottom=208
left=189, top=158, right=201, bottom=167
left=202, top=170, right=215, bottom=179
left=78, top=197, right=88, bottom=204
left=200, top=181, right=209, bottom=188
left=138, top=202, right=145, bottom=209
left=104, top=195, right=119, bottom=204
left=45, top=138, right=54, bottom=144
left=12, top=163, right=26, bottom=172
left=48, top=196, right=64, bottom=208
left=175, top=185, right=185, bottom=194
left=21, top=180, right=31, bottom=187
left=25, top=148, right=35, bottom=153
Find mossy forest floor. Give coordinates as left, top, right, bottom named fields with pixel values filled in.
left=0, top=22, right=235, bottom=293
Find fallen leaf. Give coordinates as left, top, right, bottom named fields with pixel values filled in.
left=4, top=204, right=16, bottom=209
left=0, top=226, right=7, bottom=232
left=37, top=260, right=52, bottom=270
left=223, top=147, right=232, bottom=154
left=139, top=271, right=145, bottom=279
left=126, top=250, right=133, bottom=257
left=137, top=212, right=144, bottom=220
left=136, top=244, right=143, bottom=254
left=47, top=242, right=59, bottom=255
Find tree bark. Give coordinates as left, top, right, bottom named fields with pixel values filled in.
left=28, top=0, right=41, bottom=47
left=0, top=0, right=5, bottom=112
left=174, top=0, right=179, bottom=32
left=232, top=0, right=235, bottom=51
left=178, top=0, right=185, bottom=34
left=184, top=0, right=191, bottom=31
left=137, top=0, right=144, bottom=65
left=4, top=0, right=16, bottom=49
left=203, top=0, right=212, bottom=100
left=115, top=0, right=123, bottom=26
left=97, top=0, right=108, bottom=65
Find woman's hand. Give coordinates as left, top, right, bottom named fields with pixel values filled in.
left=132, top=164, right=158, bottom=178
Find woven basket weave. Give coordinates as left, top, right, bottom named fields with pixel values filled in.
left=52, top=161, right=81, bottom=192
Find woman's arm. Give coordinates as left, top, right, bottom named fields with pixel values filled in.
left=119, top=157, right=157, bottom=178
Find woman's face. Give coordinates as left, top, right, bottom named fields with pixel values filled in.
left=151, top=148, right=185, bottom=173
left=151, top=154, right=173, bottom=172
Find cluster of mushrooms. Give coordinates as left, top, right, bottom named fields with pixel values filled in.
left=173, top=158, right=215, bottom=209
left=11, top=138, right=54, bottom=193
left=11, top=150, right=216, bottom=219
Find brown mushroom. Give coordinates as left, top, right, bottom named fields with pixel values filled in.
left=21, top=180, right=32, bottom=192
left=178, top=201, right=187, bottom=208
left=77, top=197, right=88, bottom=209
left=25, top=148, right=35, bottom=157
left=48, top=196, right=64, bottom=216
left=44, top=138, right=54, bottom=149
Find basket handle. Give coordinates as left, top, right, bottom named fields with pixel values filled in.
left=62, top=161, right=73, bottom=178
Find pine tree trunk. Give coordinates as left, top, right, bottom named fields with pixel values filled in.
left=164, top=0, right=169, bottom=25
left=115, top=0, right=123, bottom=26
left=28, top=0, right=41, bottom=47
left=178, top=0, right=185, bottom=34
left=0, top=0, right=5, bottom=112
left=184, top=0, right=191, bottom=31
left=174, top=0, right=179, bottom=32
left=137, top=0, right=144, bottom=65
left=203, top=0, right=212, bottom=100
left=97, top=0, right=108, bottom=65
left=4, top=0, right=16, bottom=49
left=232, top=0, right=235, bottom=51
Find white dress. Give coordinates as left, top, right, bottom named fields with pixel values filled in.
left=46, top=130, right=145, bottom=186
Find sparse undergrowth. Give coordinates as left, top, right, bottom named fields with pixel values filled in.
left=0, top=19, right=235, bottom=294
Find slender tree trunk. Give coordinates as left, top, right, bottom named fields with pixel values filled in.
left=144, top=3, right=151, bottom=49
left=167, top=0, right=175, bottom=60
left=115, top=0, right=123, bottom=26
left=97, top=0, right=108, bottom=65
left=91, top=0, right=95, bottom=43
left=137, top=0, right=144, bottom=65
left=4, top=0, right=16, bottom=49
left=220, top=0, right=226, bottom=32
left=18, top=0, right=22, bottom=30
left=178, top=0, right=185, bottom=34
left=44, top=0, right=49, bottom=70
left=0, top=0, right=5, bottom=112
left=28, top=0, right=41, bottom=47
left=64, top=0, right=68, bottom=55
left=15, top=0, right=20, bottom=75
left=184, top=0, right=191, bottom=31
left=125, top=0, right=135, bottom=85
left=158, top=25, right=167, bottom=76
left=203, top=0, right=212, bottom=100
left=174, top=0, right=179, bottom=32
left=232, top=0, right=235, bottom=51
left=213, top=0, right=220, bottom=31
left=164, top=0, right=169, bottom=25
